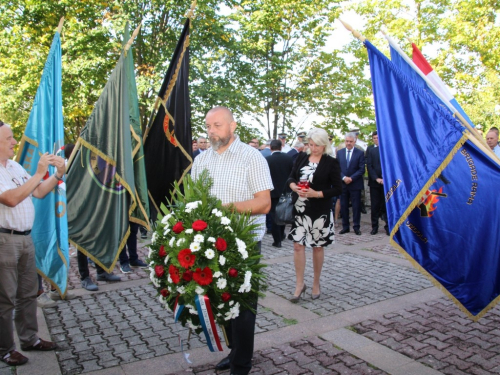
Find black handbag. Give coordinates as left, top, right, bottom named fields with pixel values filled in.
left=274, top=193, right=294, bottom=225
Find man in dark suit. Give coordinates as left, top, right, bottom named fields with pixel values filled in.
left=266, top=140, right=294, bottom=247
left=192, top=136, right=208, bottom=158
left=366, top=131, right=389, bottom=235
left=337, top=133, right=366, bottom=235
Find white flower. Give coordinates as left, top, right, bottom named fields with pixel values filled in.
left=167, top=275, right=173, bottom=283
left=147, top=247, right=153, bottom=257
left=176, top=238, right=185, bottom=246
left=169, top=237, right=175, bottom=247
left=221, top=217, right=231, bottom=225
left=238, top=283, right=251, bottom=293
left=207, top=237, right=216, bottom=243
left=225, top=226, right=233, bottom=232
left=235, top=239, right=248, bottom=259
left=213, top=271, right=222, bottom=278
left=151, top=275, right=160, bottom=288
left=177, top=286, right=186, bottom=294
left=219, top=255, right=226, bottom=266
left=212, top=208, right=223, bottom=217
left=217, top=278, right=227, bottom=289
left=238, top=271, right=252, bottom=293
left=187, top=321, right=198, bottom=330
left=194, top=234, right=204, bottom=243
left=161, top=214, right=172, bottom=224
left=217, top=313, right=222, bottom=317
left=185, top=208, right=192, bottom=213
left=165, top=304, right=172, bottom=312
left=189, top=307, right=198, bottom=315
left=239, top=250, right=248, bottom=259
left=151, top=232, right=158, bottom=244
left=195, top=286, right=204, bottom=295
left=190, top=242, right=201, bottom=252
left=185, top=229, right=193, bottom=234
left=186, top=201, right=202, bottom=210
left=163, top=228, right=170, bottom=235
left=218, top=304, right=224, bottom=309
left=164, top=255, right=170, bottom=265
left=229, top=300, right=234, bottom=306
left=204, top=249, right=215, bottom=259
left=225, top=302, right=240, bottom=320
left=159, top=295, right=167, bottom=305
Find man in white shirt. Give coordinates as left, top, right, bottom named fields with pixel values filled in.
left=0, top=121, right=64, bottom=366
left=192, top=107, right=272, bottom=375
left=486, top=129, right=500, bottom=158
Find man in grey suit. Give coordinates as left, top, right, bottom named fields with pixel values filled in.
left=336, top=133, right=366, bottom=235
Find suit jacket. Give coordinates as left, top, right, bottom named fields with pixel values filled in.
left=266, top=152, right=294, bottom=199
left=366, top=145, right=383, bottom=187
left=286, top=152, right=342, bottom=207
left=336, top=147, right=365, bottom=190
left=193, top=149, right=201, bottom=158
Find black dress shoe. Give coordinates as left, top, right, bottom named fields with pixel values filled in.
left=354, top=229, right=361, bottom=235
left=215, top=356, right=231, bottom=370
left=339, top=229, right=350, bottom=234
left=370, top=228, right=378, bottom=235
left=272, top=242, right=282, bottom=248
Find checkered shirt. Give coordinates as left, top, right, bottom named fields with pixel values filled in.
left=192, top=136, right=274, bottom=240
left=0, top=160, right=35, bottom=231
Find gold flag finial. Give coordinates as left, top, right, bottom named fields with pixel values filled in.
left=57, top=17, right=65, bottom=34
left=185, top=0, right=197, bottom=19
left=124, top=22, right=142, bottom=53
left=339, top=19, right=366, bottom=42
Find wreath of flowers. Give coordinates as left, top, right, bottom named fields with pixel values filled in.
left=147, top=170, right=267, bottom=334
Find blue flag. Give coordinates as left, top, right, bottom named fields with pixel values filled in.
left=17, top=31, right=69, bottom=296
left=365, top=40, right=500, bottom=319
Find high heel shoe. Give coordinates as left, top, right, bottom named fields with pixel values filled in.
left=312, top=286, right=321, bottom=300
left=290, top=284, right=307, bottom=303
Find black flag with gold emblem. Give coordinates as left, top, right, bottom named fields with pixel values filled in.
left=143, top=18, right=192, bottom=219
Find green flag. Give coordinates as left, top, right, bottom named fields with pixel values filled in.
left=124, top=23, right=150, bottom=229
left=66, top=46, right=136, bottom=272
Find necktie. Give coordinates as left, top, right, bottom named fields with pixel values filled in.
left=346, top=150, right=351, bottom=167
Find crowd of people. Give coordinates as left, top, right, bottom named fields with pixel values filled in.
left=3, top=107, right=499, bottom=373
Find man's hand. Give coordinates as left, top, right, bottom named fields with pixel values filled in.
left=35, top=152, right=51, bottom=178
left=376, top=178, right=383, bottom=185
left=50, top=155, right=66, bottom=177
left=344, top=176, right=352, bottom=185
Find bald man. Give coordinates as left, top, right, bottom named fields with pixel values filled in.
left=191, top=106, right=273, bottom=374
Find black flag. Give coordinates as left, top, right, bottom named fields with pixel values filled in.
left=144, top=18, right=192, bottom=219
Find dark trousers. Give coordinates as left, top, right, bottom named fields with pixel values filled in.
left=370, top=185, right=388, bottom=230
left=269, top=198, right=285, bottom=244
left=77, top=251, right=104, bottom=280
left=225, top=241, right=261, bottom=375
left=119, top=222, right=139, bottom=265
left=341, top=188, right=361, bottom=231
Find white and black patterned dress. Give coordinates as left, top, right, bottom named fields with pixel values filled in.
left=288, top=161, right=335, bottom=247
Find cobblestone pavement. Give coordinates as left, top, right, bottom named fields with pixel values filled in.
left=174, top=337, right=389, bottom=375
left=266, top=253, right=432, bottom=316
left=360, top=244, right=405, bottom=259
left=39, top=284, right=288, bottom=375
left=352, top=297, right=500, bottom=374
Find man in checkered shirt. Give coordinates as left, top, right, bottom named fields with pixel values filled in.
left=0, top=121, right=64, bottom=366
left=192, top=106, right=273, bottom=375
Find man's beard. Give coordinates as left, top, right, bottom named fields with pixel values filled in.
left=209, top=135, right=230, bottom=151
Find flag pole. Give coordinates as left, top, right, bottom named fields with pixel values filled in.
left=65, top=139, right=81, bottom=172
left=338, top=19, right=366, bottom=42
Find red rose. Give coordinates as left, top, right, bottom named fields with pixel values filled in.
left=169, top=264, right=181, bottom=284
left=160, top=288, right=170, bottom=297
left=192, top=220, right=208, bottom=231
left=159, top=245, right=167, bottom=257
left=182, top=269, right=193, bottom=281
left=155, top=265, right=165, bottom=278
left=215, top=237, right=227, bottom=251
left=173, top=221, right=184, bottom=234
left=228, top=268, right=238, bottom=278
left=193, top=267, right=213, bottom=286
left=178, top=248, right=196, bottom=268
left=221, top=292, right=231, bottom=302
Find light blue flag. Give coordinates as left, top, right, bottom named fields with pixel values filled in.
left=366, top=39, right=500, bottom=320
left=17, top=31, right=69, bottom=297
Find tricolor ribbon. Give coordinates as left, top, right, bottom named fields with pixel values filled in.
left=174, top=295, right=184, bottom=322
left=195, top=294, right=223, bottom=352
